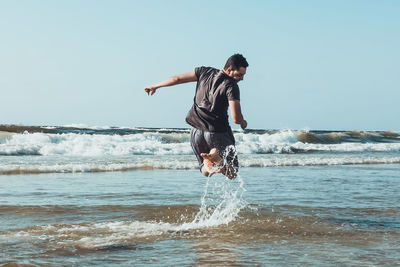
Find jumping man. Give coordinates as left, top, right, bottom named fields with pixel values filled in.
left=145, top=54, right=248, bottom=179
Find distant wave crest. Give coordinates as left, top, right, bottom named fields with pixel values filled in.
left=1, top=126, right=400, bottom=157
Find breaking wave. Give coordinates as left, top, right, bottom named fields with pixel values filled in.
left=1, top=125, right=400, bottom=157
left=1, top=125, right=400, bottom=175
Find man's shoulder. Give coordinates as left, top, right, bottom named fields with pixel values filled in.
left=195, top=66, right=219, bottom=77
left=197, top=66, right=218, bottom=72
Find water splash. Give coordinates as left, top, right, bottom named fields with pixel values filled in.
left=190, top=174, right=247, bottom=227
left=189, top=145, right=247, bottom=227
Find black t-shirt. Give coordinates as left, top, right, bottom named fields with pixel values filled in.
left=185, top=66, right=240, bottom=132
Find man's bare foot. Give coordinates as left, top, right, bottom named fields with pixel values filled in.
left=200, top=148, right=222, bottom=176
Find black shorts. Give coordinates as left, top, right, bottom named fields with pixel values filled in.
left=190, top=128, right=239, bottom=172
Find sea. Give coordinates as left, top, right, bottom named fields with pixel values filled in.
left=0, top=124, right=399, bottom=266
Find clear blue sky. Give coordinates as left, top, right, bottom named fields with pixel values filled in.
left=1, top=0, right=399, bottom=130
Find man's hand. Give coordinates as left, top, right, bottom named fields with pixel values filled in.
left=144, top=86, right=158, bottom=96
left=240, top=119, right=247, bottom=130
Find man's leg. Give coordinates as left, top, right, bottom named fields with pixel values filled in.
left=190, top=128, right=214, bottom=176
left=204, top=131, right=239, bottom=179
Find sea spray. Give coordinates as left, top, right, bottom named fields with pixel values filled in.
left=191, top=174, right=247, bottom=227
left=191, top=145, right=247, bottom=227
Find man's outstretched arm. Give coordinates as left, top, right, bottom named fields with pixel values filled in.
left=144, top=71, right=197, bottom=95
left=229, top=100, right=247, bottom=130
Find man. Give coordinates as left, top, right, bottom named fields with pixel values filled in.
left=145, top=54, right=248, bottom=179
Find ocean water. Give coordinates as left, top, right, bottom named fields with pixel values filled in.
left=0, top=125, right=399, bottom=266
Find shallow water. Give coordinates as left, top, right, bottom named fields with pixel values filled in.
left=1, top=165, right=399, bottom=266
left=1, top=126, right=399, bottom=265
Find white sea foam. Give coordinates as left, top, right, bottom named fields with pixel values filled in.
left=0, top=132, right=192, bottom=156
left=1, top=130, right=400, bottom=175
left=235, top=131, right=400, bottom=154
left=1, top=155, right=400, bottom=175
left=0, top=131, right=14, bottom=143
left=0, top=159, right=198, bottom=174
left=239, top=155, right=400, bottom=167
left=1, top=130, right=400, bottom=157
left=290, top=142, right=400, bottom=153
left=235, top=130, right=298, bottom=154
left=13, top=219, right=220, bottom=249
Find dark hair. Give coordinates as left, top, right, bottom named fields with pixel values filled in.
left=224, top=54, right=249, bottom=70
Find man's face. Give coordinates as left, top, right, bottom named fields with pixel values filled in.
left=228, top=67, right=247, bottom=82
